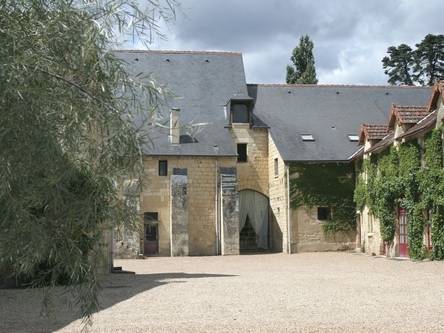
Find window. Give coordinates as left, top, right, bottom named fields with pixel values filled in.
left=348, top=134, right=359, bottom=142
left=158, top=160, right=168, bottom=176
left=274, top=158, right=279, bottom=177
left=179, top=134, right=197, bottom=144
left=231, top=103, right=249, bottom=123
left=237, top=143, right=247, bottom=162
left=144, top=212, right=158, bottom=223
left=301, top=134, right=315, bottom=141
left=317, top=207, right=331, bottom=221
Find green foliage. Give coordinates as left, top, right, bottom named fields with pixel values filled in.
left=290, top=163, right=355, bottom=233
left=421, top=129, right=444, bottom=259
left=355, top=129, right=444, bottom=260
left=286, top=35, right=318, bottom=84
left=414, top=34, right=444, bottom=86
left=382, top=44, right=415, bottom=85
left=0, top=0, right=177, bottom=323
left=382, top=34, right=444, bottom=86
left=367, top=148, right=401, bottom=243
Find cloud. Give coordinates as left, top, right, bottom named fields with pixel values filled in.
left=137, top=0, right=444, bottom=84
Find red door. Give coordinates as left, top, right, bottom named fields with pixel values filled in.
left=398, top=208, right=409, bottom=257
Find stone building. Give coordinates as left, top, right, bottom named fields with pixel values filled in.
left=112, top=49, right=430, bottom=258
left=353, top=82, right=444, bottom=258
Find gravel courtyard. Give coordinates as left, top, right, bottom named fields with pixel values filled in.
left=1, top=252, right=444, bottom=332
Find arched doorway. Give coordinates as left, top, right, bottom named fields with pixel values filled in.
left=239, top=190, right=269, bottom=252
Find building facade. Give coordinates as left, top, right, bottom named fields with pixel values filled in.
left=112, top=50, right=431, bottom=258
left=354, top=82, right=444, bottom=258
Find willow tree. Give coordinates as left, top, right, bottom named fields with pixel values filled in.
left=0, top=0, right=177, bottom=323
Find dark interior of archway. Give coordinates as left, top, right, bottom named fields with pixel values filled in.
left=240, top=215, right=258, bottom=252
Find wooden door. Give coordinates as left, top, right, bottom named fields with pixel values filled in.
left=398, top=208, right=409, bottom=257
left=144, top=224, right=159, bottom=255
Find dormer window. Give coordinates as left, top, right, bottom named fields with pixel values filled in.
left=231, top=102, right=250, bottom=123
left=228, top=93, right=254, bottom=125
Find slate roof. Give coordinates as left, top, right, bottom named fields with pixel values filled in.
left=358, top=124, right=389, bottom=145
left=248, top=84, right=430, bottom=162
left=113, top=50, right=248, bottom=156
left=114, top=50, right=431, bottom=161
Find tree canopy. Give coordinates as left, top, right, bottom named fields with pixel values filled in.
left=0, top=0, right=177, bottom=324
left=382, top=34, right=444, bottom=86
left=286, top=35, right=318, bottom=84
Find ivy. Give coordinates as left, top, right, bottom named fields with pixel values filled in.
left=290, top=163, right=356, bottom=234
left=354, top=128, right=444, bottom=260
left=366, top=147, right=401, bottom=243
left=421, top=128, right=444, bottom=259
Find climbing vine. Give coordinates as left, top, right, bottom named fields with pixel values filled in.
left=354, top=128, right=444, bottom=260
left=289, top=163, right=356, bottom=234
left=421, top=128, right=444, bottom=259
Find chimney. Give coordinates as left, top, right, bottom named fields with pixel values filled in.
left=169, top=108, right=180, bottom=144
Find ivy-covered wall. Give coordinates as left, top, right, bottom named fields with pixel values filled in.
left=290, top=163, right=356, bottom=234
left=354, top=128, right=444, bottom=260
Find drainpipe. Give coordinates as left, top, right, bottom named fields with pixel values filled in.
left=286, top=164, right=292, bottom=254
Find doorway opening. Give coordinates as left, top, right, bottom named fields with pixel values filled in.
left=239, top=190, right=269, bottom=253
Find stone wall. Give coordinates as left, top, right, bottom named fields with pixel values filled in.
left=291, top=207, right=355, bottom=252
left=358, top=206, right=384, bottom=256
left=140, top=155, right=236, bottom=256
left=113, top=227, right=140, bottom=259
left=220, top=167, right=240, bottom=255
left=231, top=124, right=269, bottom=195
left=171, top=168, right=189, bottom=256
left=268, top=134, right=288, bottom=253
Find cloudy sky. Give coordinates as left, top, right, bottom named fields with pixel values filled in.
left=132, top=0, right=443, bottom=85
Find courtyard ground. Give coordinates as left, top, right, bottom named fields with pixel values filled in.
left=1, top=252, right=444, bottom=332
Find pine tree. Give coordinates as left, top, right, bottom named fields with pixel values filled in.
left=382, top=44, right=414, bottom=85
left=382, top=34, right=444, bottom=86
left=414, top=34, right=444, bottom=86
left=286, top=35, right=318, bottom=84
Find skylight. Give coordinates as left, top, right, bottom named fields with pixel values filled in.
left=348, top=135, right=359, bottom=142
left=301, top=134, right=315, bottom=141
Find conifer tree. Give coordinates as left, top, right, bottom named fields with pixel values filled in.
left=382, top=34, right=444, bottom=86
left=286, top=35, right=318, bottom=84
left=382, top=44, right=415, bottom=85
left=413, top=34, right=444, bottom=86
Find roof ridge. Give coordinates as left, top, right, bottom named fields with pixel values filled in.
left=392, top=104, right=428, bottom=109
left=248, top=83, right=428, bottom=89
left=361, top=124, right=388, bottom=127
left=112, top=49, right=242, bottom=56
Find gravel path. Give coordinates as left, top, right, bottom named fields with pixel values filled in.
left=1, top=252, right=444, bottom=332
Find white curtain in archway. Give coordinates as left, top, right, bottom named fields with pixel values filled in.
left=239, top=190, right=269, bottom=249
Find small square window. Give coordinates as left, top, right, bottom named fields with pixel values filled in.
left=348, top=134, right=359, bottom=142
left=158, top=160, right=168, bottom=176
left=231, top=103, right=249, bottom=123
left=237, top=143, right=247, bottom=162
left=301, top=134, right=315, bottom=141
left=317, top=207, right=331, bottom=221
left=274, top=158, right=279, bottom=177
